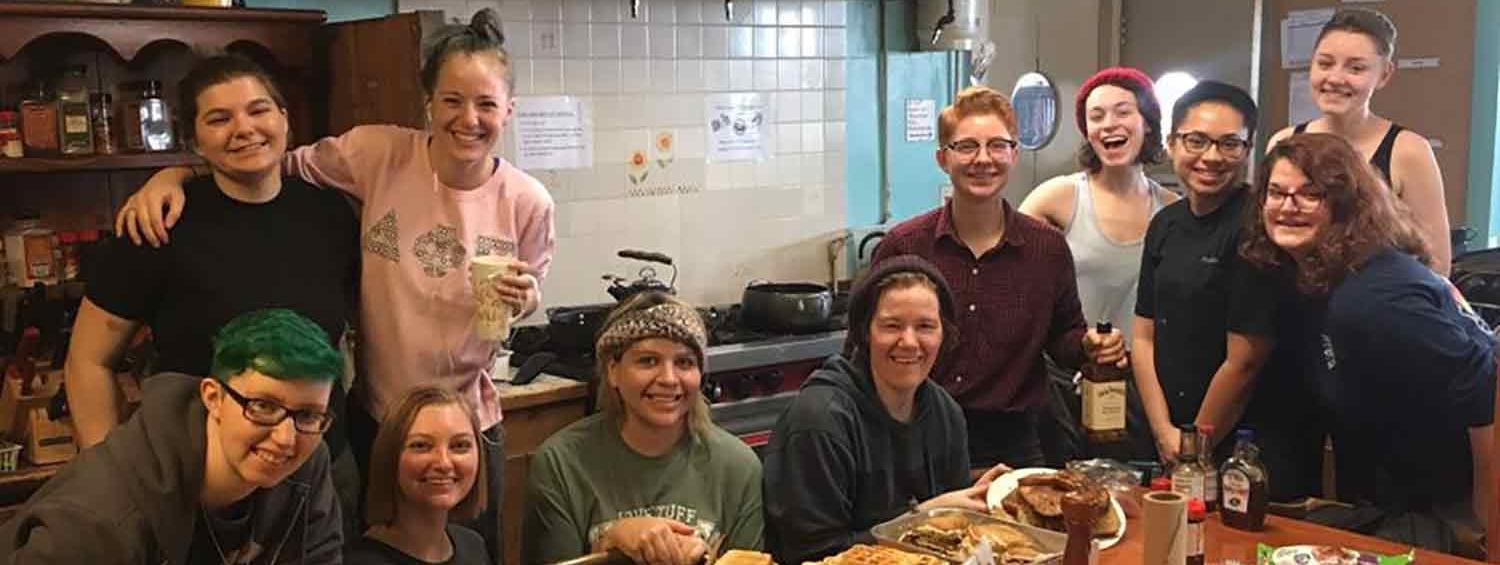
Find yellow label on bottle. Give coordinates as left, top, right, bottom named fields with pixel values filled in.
left=1081, top=379, right=1126, bottom=431
left=63, top=115, right=89, bottom=134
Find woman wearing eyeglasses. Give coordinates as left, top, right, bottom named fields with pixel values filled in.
left=1, top=309, right=346, bottom=564
left=1133, top=81, right=1278, bottom=463
left=1241, top=133, right=1492, bottom=550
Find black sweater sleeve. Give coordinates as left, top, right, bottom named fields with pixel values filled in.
left=766, top=429, right=871, bottom=564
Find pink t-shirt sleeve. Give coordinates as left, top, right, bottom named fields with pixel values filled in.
left=516, top=177, right=556, bottom=281
left=284, top=125, right=398, bottom=202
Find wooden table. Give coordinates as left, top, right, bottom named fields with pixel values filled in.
left=498, top=374, right=590, bottom=565
left=1101, top=512, right=1485, bottom=564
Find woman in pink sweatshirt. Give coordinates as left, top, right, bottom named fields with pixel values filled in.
left=114, top=9, right=549, bottom=562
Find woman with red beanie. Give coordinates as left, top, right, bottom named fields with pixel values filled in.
left=1019, top=67, right=1178, bottom=460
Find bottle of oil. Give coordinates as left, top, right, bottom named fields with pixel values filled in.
left=1080, top=320, right=1127, bottom=445
left=1171, top=424, right=1208, bottom=503
left=1198, top=424, right=1219, bottom=512
left=1220, top=429, right=1270, bottom=531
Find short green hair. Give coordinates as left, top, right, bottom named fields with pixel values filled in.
left=210, top=309, right=342, bottom=383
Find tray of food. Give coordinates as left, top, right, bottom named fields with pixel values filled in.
left=811, top=544, right=948, bottom=565
left=985, top=468, right=1126, bottom=549
left=870, top=508, right=1065, bottom=564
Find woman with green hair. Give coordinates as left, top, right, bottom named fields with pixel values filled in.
left=1, top=308, right=346, bottom=564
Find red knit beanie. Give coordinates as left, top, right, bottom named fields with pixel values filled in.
left=1075, top=67, right=1160, bottom=136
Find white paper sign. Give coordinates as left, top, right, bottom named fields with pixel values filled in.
left=513, top=96, right=591, bottom=170
left=1397, top=57, right=1440, bottom=69
left=1281, top=8, right=1335, bottom=69
left=705, top=93, right=771, bottom=162
left=905, top=99, right=936, bottom=142
left=1288, top=71, right=1320, bottom=126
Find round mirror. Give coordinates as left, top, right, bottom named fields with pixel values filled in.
left=1011, top=72, right=1059, bottom=150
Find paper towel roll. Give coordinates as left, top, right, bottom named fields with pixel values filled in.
left=1143, top=491, right=1187, bottom=565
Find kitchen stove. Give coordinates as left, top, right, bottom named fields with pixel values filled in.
left=509, top=303, right=847, bottom=455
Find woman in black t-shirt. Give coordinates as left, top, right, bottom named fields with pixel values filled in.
left=1243, top=132, right=1494, bottom=551
left=1134, top=81, right=1276, bottom=463
left=348, top=386, right=491, bottom=564
left=63, top=55, right=358, bottom=450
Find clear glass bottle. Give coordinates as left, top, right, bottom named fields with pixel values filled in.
left=1170, top=424, right=1208, bottom=503
left=1198, top=424, right=1219, bottom=512
left=57, top=66, right=94, bottom=156
left=137, top=80, right=174, bottom=152
left=1220, top=429, right=1270, bottom=531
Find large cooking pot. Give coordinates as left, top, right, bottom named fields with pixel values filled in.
left=741, top=282, right=833, bottom=333
left=546, top=303, right=615, bottom=353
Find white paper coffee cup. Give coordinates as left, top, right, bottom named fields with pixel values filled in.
left=470, top=254, right=520, bottom=341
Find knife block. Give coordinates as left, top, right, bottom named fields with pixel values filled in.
left=0, top=369, right=76, bottom=466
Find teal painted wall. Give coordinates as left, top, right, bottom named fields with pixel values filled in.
left=846, top=0, right=883, bottom=227
left=884, top=52, right=954, bottom=221
left=246, top=0, right=393, bottom=22
left=1469, top=0, right=1500, bottom=245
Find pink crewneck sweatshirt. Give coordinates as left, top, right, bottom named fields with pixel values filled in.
left=287, top=125, right=555, bottom=429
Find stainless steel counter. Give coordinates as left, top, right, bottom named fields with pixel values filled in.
left=704, top=329, right=847, bottom=372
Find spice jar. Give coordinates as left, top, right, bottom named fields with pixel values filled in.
left=18, top=82, right=59, bottom=156
left=0, top=110, right=21, bottom=158
left=57, top=66, right=94, bottom=156
left=90, top=92, right=116, bottom=155
left=138, top=80, right=173, bottom=152
left=3, top=213, right=58, bottom=288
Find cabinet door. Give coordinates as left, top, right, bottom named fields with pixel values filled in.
left=324, top=11, right=442, bottom=135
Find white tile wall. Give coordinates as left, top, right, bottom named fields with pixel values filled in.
left=397, top=0, right=848, bottom=308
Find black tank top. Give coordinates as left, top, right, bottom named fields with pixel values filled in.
left=1292, top=121, right=1405, bottom=186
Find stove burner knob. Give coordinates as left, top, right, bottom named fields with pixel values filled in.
left=700, top=378, right=723, bottom=403
left=754, top=370, right=785, bottom=393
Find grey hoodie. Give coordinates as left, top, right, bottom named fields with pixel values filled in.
left=763, top=355, right=970, bottom=565
left=0, top=373, right=342, bottom=564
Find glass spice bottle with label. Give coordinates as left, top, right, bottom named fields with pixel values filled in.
left=57, top=66, right=94, bottom=156
left=90, top=91, right=116, bottom=155
left=18, top=82, right=59, bottom=156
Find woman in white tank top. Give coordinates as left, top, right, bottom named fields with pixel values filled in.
left=1019, top=67, right=1178, bottom=338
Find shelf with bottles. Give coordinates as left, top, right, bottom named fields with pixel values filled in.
left=0, top=151, right=199, bottom=174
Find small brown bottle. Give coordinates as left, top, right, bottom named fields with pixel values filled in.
left=1081, top=321, right=1127, bottom=444
left=1060, top=490, right=1103, bottom=565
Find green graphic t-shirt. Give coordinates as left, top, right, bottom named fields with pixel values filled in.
left=522, top=414, right=764, bottom=565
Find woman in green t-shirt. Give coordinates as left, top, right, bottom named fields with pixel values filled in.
left=523, top=293, right=763, bottom=565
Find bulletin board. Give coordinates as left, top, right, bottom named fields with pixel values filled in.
left=1260, top=0, right=1475, bottom=224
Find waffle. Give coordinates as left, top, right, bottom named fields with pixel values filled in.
left=814, top=544, right=945, bottom=565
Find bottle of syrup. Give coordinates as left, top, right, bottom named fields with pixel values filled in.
left=1186, top=498, right=1206, bottom=565
left=1220, top=428, right=1270, bottom=531
left=1080, top=321, right=1127, bottom=445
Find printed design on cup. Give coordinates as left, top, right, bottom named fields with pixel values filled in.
left=413, top=224, right=466, bottom=278
left=363, top=209, right=400, bottom=263
left=475, top=235, right=516, bottom=258
left=471, top=254, right=517, bottom=342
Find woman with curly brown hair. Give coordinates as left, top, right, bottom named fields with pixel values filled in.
left=1242, top=133, right=1493, bottom=550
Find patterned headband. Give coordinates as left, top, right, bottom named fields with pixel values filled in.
left=595, top=302, right=708, bottom=365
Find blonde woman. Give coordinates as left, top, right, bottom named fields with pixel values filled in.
left=522, top=293, right=762, bottom=565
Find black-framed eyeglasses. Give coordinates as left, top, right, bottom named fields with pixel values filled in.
left=945, top=137, right=1019, bottom=161
left=1264, top=187, right=1326, bottom=211
left=1170, top=132, right=1250, bottom=159
left=218, top=384, right=334, bottom=434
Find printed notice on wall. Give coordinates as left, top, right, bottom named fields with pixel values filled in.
left=1288, top=71, right=1319, bottom=126
left=513, top=96, right=591, bottom=170
left=905, top=99, right=936, bottom=142
left=705, top=93, right=771, bottom=162
left=1281, top=8, right=1335, bottom=69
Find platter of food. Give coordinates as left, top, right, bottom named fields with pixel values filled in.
left=870, top=508, right=1065, bottom=564
left=811, top=544, right=947, bottom=565
left=984, top=468, right=1126, bottom=550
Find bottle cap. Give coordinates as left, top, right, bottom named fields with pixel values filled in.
left=1199, top=424, right=1215, bottom=437
left=1150, top=477, right=1171, bottom=491
left=1187, top=498, right=1206, bottom=519
left=1236, top=428, right=1254, bottom=442
left=1095, top=320, right=1112, bottom=334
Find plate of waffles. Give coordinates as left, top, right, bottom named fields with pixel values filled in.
left=985, top=467, right=1126, bottom=550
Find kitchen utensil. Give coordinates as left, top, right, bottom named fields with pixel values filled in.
left=741, top=281, right=833, bottom=333
left=606, top=249, right=677, bottom=302
left=546, top=304, right=615, bottom=353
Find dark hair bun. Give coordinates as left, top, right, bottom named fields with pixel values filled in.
left=469, top=7, right=505, bottom=46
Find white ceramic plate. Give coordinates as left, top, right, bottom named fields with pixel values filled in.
left=984, top=467, right=1127, bottom=550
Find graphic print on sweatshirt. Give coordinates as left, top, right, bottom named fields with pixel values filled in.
left=586, top=504, right=718, bottom=546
